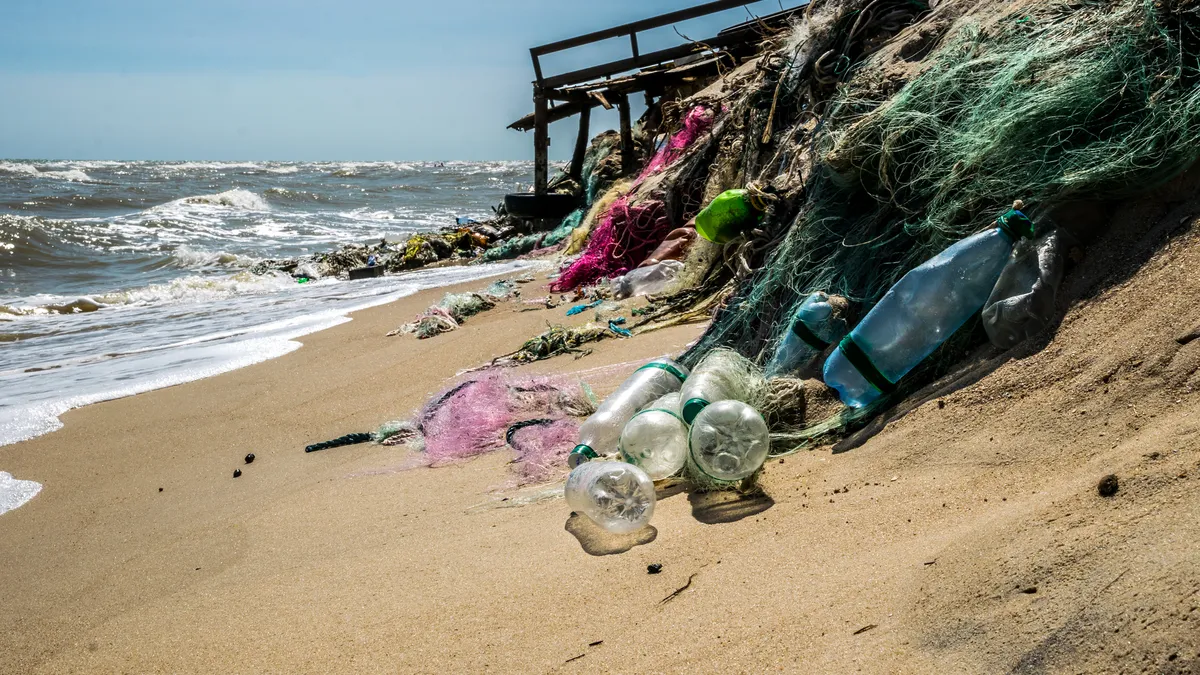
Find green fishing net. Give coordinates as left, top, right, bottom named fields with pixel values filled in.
left=688, top=0, right=1200, bottom=367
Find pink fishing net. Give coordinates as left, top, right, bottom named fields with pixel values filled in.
left=550, top=105, right=715, bottom=292
left=507, top=419, right=580, bottom=484
left=641, top=105, right=715, bottom=178
left=415, top=370, right=594, bottom=482
left=549, top=196, right=670, bottom=291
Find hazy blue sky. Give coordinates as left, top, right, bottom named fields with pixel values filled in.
left=0, top=0, right=786, bottom=160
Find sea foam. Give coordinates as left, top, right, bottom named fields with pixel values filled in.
left=0, top=472, right=42, bottom=516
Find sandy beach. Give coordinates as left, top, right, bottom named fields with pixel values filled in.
left=5, top=200, right=1200, bottom=673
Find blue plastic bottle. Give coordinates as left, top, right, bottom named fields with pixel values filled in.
left=765, top=292, right=848, bottom=378
left=823, top=208, right=1034, bottom=407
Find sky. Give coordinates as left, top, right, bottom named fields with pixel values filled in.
left=0, top=0, right=790, bottom=161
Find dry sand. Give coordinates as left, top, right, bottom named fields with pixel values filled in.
left=4, top=194, right=1200, bottom=673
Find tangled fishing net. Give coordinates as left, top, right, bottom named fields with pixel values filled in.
left=380, top=370, right=596, bottom=484
left=688, top=0, right=1200, bottom=373
left=492, top=323, right=615, bottom=365
left=551, top=105, right=717, bottom=291
left=388, top=279, right=520, bottom=338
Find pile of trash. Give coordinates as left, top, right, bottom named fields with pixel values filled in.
left=250, top=227, right=494, bottom=280
left=565, top=350, right=788, bottom=533
left=387, top=279, right=520, bottom=339
left=500, top=0, right=1200, bottom=451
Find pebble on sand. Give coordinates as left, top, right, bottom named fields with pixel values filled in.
left=1098, top=474, right=1119, bottom=497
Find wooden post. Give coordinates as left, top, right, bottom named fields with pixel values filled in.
left=569, top=105, right=591, bottom=182
left=617, top=94, right=635, bottom=176
left=534, top=90, right=549, bottom=195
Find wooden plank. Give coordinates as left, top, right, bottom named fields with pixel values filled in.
left=509, top=98, right=594, bottom=132
left=617, top=94, right=635, bottom=176
left=533, top=92, right=549, bottom=195
left=530, top=0, right=757, bottom=56
left=569, top=105, right=592, bottom=181
left=539, top=27, right=761, bottom=90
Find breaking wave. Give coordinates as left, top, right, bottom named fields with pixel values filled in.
left=0, top=162, right=93, bottom=182
left=174, top=188, right=270, bottom=210
left=168, top=245, right=259, bottom=269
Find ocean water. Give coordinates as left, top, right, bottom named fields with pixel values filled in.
left=0, top=160, right=538, bottom=504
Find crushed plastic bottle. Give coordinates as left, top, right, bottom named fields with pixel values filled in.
left=687, top=400, right=770, bottom=482
left=823, top=207, right=1035, bottom=408
left=568, top=358, right=690, bottom=468
left=564, top=460, right=656, bottom=534
left=695, top=189, right=759, bottom=243
left=679, top=348, right=762, bottom=424
left=765, top=291, right=849, bottom=378
left=619, top=392, right=688, bottom=480
left=611, top=260, right=684, bottom=299
left=982, top=229, right=1065, bottom=349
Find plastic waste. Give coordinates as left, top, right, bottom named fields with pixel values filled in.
left=765, top=292, right=849, bottom=378
left=566, top=300, right=602, bottom=316
left=611, top=260, right=684, bottom=299
left=688, top=400, right=770, bottom=482
left=619, top=392, right=688, bottom=480
left=294, top=261, right=322, bottom=280
left=824, top=208, right=1035, bottom=407
left=982, top=229, right=1065, bottom=349
left=639, top=227, right=697, bottom=268
left=564, top=460, right=656, bottom=534
left=568, top=358, right=690, bottom=468
left=679, top=348, right=764, bottom=424
left=695, top=189, right=759, bottom=243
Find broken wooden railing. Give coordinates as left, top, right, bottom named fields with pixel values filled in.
left=505, top=0, right=808, bottom=218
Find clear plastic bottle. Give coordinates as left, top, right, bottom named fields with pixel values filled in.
left=679, top=348, right=760, bottom=424
left=619, top=392, right=688, bottom=480
left=568, top=358, right=690, bottom=468
left=564, top=460, right=656, bottom=534
left=688, top=400, right=771, bottom=482
left=765, top=291, right=849, bottom=378
left=824, top=209, right=1034, bottom=408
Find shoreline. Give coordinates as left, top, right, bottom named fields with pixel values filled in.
left=0, top=270, right=706, bottom=672
left=0, top=259, right=542, bottom=451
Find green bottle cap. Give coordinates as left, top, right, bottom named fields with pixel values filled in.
left=996, top=209, right=1035, bottom=241
left=682, top=398, right=709, bottom=425
left=567, top=445, right=598, bottom=469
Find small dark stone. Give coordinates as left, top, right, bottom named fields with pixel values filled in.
left=647, top=563, right=663, bottom=574
left=158, top=487, right=163, bottom=492
left=233, top=469, right=242, bottom=478
left=1022, top=586, right=1038, bottom=594
left=1098, top=474, right=1119, bottom=497
left=937, top=400, right=945, bottom=409
left=244, top=453, right=256, bottom=464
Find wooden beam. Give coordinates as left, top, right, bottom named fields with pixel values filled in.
left=617, top=94, right=635, bottom=176
left=569, top=105, right=592, bottom=181
left=539, top=28, right=760, bottom=90
left=509, top=98, right=595, bottom=132
left=533, top=92, right=549, bottom=195
left=530, top=0, right=761, bottom=57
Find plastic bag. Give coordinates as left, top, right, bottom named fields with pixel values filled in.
left=611, top=260, right=684, bottom=299
left=982, top=229, right=1065, bottom=349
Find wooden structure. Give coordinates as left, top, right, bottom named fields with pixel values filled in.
left=507, top=0, right=809, bottom=210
